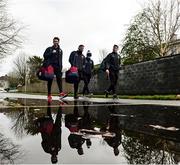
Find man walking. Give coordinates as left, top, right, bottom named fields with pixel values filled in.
left=104, top=45, right=121, bottom=98
left=69, top=45, right=85, bottom=99
left=43, top=37, right=67, bottom=101
left=83, top=50, right=94, bottom=96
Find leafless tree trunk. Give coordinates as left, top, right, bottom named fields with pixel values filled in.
left=0, top=0, right=23, bottom=60
left=99, top=49, right=108, bottom=63
left=13, top=52, right=29, bottom=86
left=144, top=0, right=180, bottom=56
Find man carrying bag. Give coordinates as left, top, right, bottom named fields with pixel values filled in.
left=68, top=45, right=85, bottom=99
left=41, top=37, right=67, bottom=101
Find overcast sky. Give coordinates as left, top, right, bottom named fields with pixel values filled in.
left=0, top=0, right=143, bottom=76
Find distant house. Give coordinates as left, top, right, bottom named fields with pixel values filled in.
left=166, top=36, right=180, bottom=56
left=0, top=75, right=9, bottom=89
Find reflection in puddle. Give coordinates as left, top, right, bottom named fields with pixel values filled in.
left=0, top=98, right=180, bottom=164
left=35, top=102, right=62, bottom=164
left=149, top=125, right=179, bottom=131
left=0, top=133, right=23, bottom=164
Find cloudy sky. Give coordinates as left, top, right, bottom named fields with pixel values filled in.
left=0, top=0, right=142, bottom=76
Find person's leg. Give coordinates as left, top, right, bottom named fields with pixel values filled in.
left=47, top=79, right=53, bottom=95
left=111, top=72, right=116, bottom=94
left=105, top=72, right=113, bottom=98
left=54, top=68, right=62, bottom=93
left=113, top=72, right=119, bottom=95
left=83, top=74, right=88, bottom=95
left=83, top=82, right=86, bottom=96
left=54, top=106, right=62, bottom=128
left=74, top=82, right=79, bottom=98
left=107, top=71, right=115, bottom=93
left=47, top=79, right=53, bottom=101
left=73, top=101, right=79, bottom=117
left=75, top=70, right=84, bottom=98
left=86, top=74, right=91, bottom=94
left=47, top=102, right=53, bottom=119
left=74, top=71, right=84, bottom=98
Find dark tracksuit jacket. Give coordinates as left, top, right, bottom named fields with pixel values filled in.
left=83, top=57, right=94, bottom=94
left=105, top=52, right=121, bottom=72
left=105, top=52, right=121, bottom=94
left=43, top=45, right=63, bottom=93
left=84, top=57, right=94, bottom=75
left=69, top=51, right=85, bottom=72
left=69, top=50, right=85, bottom=96
left=43, top=46, right=63, bottom=70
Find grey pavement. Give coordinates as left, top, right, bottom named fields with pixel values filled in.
left=0, top=92, right=180, bottom=106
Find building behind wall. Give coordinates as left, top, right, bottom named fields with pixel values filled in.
left=0, top=75, right=9, bottom=89
left=166, top=38, right=180, bottom=56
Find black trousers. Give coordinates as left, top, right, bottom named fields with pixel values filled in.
left=47, top=67, right=62, bottom=95
left=107, top=70, right=119, bottom=94
left=83, top=74, right=91, bottom=95
left=74, top=71, right=83, bottom=97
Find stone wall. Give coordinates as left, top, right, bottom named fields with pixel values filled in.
left=19, top=54, right=180, bottom=95
left=81, top=54, right=180, bottom=95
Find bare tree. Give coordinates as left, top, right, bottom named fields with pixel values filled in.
left=122, top=133, right=176, bottom=164
left=143, top=0, right=180, bottom=56
left=121, top=0, right=180, bottom=63
left=13, top=52, right=29, bottom=86
left=0, top=133, right=23, bottom=164
left=99, top=49, right=108, bottom=63
left=0, top=0, right=23, bottom=60
left=8, top=71, right=19, bottom=88
left=26, top=56, right=43, bottom=83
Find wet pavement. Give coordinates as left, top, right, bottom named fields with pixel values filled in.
left=1, top=92, right=180, bottom=106
left=0, top=97, right=180, bottom=164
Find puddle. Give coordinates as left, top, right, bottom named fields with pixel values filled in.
left=0, top=99, right=180, bottom=164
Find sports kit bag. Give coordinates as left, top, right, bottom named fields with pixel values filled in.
left=37, top=65, right=54, bottom=81
left=65, top=66, right=79, bottom=84
left=65, top=53, right=79, bottom=84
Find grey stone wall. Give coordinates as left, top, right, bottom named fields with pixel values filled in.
left=81, top=54, right=180, bottom=95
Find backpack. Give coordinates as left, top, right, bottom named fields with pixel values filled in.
left=99, top=57, right=108, bottom=72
